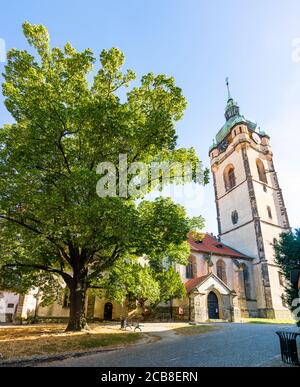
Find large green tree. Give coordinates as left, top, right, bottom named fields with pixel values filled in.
left=0, top=22, right=208, bottom=331
left=274, top=229, right=300, bottom=325
left=98, top=258, right=187, bottom=314
left=97, top=213, right=204, bottom=316
left=98, top=261, right=161, bottom=312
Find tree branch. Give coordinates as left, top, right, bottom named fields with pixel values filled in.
left=0, top=215, right=71, bottom=264
left=55, top=136, right=72, bottom=175
left=4, top=262, right=73, bottom=283
left=88, top=285, right=103, bottom=289
left=0, top=214, right=44, bottom=235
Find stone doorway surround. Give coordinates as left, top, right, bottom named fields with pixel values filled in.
left=185, top=272, right=241, bottom=322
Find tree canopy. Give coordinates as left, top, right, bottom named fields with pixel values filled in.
left=0, top=22, right=208, bottom=330
left=97, top=257, right=187, bottom=314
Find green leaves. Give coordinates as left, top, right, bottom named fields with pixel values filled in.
left=98, top=260, right=185, bottom=309
left=22, top=21, right=50, bottom=58
left=0, top=23, right=207, bottom=310
left=92, top=48, right=136, bottom=96
left=274, top=229, right=300, bottom=325
left=156, top=266, right=186, bottom=303
left=274, top=229, right=300, bottom=278
left=136, top=197, right=189, bottom=263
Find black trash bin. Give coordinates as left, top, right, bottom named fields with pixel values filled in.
left=276, top=331, right=300, bottom=366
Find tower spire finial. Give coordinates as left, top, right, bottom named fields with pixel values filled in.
left=224, top=78, right=240, bottom=121
left=226, top=77, right=232, bottom=100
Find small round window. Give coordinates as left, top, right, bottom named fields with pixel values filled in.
left=231, top=210, right=238, bottom=224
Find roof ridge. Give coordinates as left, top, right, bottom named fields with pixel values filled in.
left=209, top=272, right=232, bottom=292
left=189, top=232, right=252, bottom=259
left=185, top=272, right=233, bottom=294
left=185, top=273, right=212, bottom=293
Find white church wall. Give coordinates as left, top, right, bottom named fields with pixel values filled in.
left=266, top=264, right=292, bottom=318
left=233, top=266, right=241, bottom=295
left=218, top=183, right=253, bottom=234
left=21, top=290, right=38, bottom=319
left=253, top=263, right=267, bottom=310
left=257, top=185, right=282, bottom=227
left=221, top=222, right=258, bottom=258
left=210, top=255, right=235, bottom=289
left=247, top=146, right=285, bottom=229
left=235, top=259, right=257, bottom=301
left=0, top=291, right=19, bottom=322
left=247, top=147, right=270, bottom=182
left=260, top=222, right=282, bottom=264
left=195, top=252, right=208, bottom=277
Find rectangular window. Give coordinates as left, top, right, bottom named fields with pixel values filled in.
left=7, top=303, right=14, bottom=308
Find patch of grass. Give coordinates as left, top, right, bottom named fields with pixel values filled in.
left=242, top=318, right=296, bottom=325
left=74, top=334, right=139, bottom=350
left=172, top=324, right=219, bottom=336
left=0, top=324, right=142, bottom=360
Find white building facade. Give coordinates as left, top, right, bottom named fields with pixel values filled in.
left=208, top=84, right=291, bottom=319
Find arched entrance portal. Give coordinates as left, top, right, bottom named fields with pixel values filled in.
left=104, top=302, right=113, bottom=320
left=207, top=292, right=219, bottom=319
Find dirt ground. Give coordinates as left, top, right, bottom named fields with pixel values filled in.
left=0, top=321, right=218, bottom=360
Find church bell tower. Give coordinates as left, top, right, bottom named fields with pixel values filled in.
left=209, top=79, right=290, bottom=318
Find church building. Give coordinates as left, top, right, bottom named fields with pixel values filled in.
left=173, top=80, right=291, bottom=321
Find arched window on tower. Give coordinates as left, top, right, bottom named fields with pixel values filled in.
left=223, top=164, right=236, bottom=191
left=186, top=262, right=193, bottom=279
left=216, top=259, right=227, bottom=284
left=241, top=263, right=251, bottom=300
left=256, top=159, right=268, bottom=184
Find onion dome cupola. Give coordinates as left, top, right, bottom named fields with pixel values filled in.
left=209, top=78, right=265, bottom=153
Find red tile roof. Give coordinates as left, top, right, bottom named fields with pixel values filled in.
left=189, top=233, right=250, bottom=259
left=185, top=274, right=211, bottom=293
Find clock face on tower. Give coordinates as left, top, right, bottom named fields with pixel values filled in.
left=219, top=139, right=228, bottom=153
left=252, top=132, right=261, bottom=144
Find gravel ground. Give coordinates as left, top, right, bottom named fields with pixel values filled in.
left=36, top=323, right=300, bottom=367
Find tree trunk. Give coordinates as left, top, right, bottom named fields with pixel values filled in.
left=66, top=276, right=88, bottom=332
left=138, top=299, right=147, bottom=317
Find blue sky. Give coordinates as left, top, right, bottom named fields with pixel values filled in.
left=1, top=0, right=300, bottom=233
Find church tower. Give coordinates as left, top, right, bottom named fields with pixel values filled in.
left=209, top=80, right=291, bottom=318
